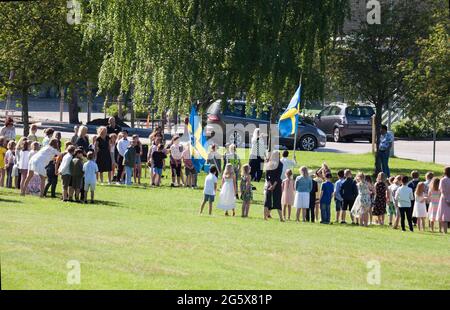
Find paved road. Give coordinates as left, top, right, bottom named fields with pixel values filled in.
left=319, top=140, right=449, bottom=165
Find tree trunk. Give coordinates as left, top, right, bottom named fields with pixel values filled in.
left=129, top=91, right=135, bottom=128
left=103, top=94, right=109, bottom=119
left=21, top=85, right=30, bottom=137
left=374, top=102, right=383, bottom=175
left=68, top=83, right=80, bottom=124
left=86, top=81, right=93, bottom=123
left=59, top=85, right=65, bottom=122
left=117, top=92, right=124, bottom=119
left=432, top=121, right=436, bottom=164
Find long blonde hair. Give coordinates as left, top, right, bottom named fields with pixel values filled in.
left=224, top=163, right=234, bottom=178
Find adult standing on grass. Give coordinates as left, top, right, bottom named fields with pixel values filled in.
left=377, top=125, right=393, bottom=177
left=75, top=126, right=90, bottom=153
left=249, top=128, right=266, bottom=182
left=116, top=130, right=130, bottom=184
left=107, top=117, right=122, bottom=135
left=435, top=167, right=450, bottom=234
left=95, top=126, right=112, bottom=184
left=21, top=139, right=60, bottom=197
left=70, top=125, right=79, bottom=144
left=263, top=151, right=284, bottom=222
left=0, top=117, right=16, bottom=142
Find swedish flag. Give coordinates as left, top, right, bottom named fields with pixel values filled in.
left=278, top=86, right=301, bottom=137
left=187, top=105, right=209, bottom=173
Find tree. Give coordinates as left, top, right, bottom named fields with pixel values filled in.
left=399, top=16, right=450, bottom=163
left=83, top=0, right=349, bottom=122
left=0, top=1, right=67, bottom=135
left=327, top=0, right=441, bottom=173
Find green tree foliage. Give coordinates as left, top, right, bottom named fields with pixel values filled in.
left=327, top=0, right=443, bottom=173
left=84, top=0, right=349, bottom=120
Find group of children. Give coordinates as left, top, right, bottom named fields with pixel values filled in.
left=199, top=148, right=450, bottom=234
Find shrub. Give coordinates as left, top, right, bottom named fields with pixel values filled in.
left=105, top=103, right=128, bottom=118
left=392, top=119, right=449, bottom=139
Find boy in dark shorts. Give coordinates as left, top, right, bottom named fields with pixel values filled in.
left=70, top=149, right=84, bottom=202
left=151, top=144, right=167, bottom=186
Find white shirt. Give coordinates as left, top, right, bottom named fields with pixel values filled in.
left=280, top=157, right=296, bottom=180
left=170, top=143, right=183, bottom=160
left=204, top=173, right=218, bottom=196
left=5, top=150, right=14, bottom=165
left=83, top=160, right=99, bottom=184
left=250, top=136, right=266, bottom=158
left=0, top=126, right=16, bottom=141
left=117, top=138, right=130, bottom=157
left=58, top=153, right=73, bottom=175
left=395, top=185, right=414, bottom=208
left=29, top=147, right=59, bottom=167
left=18, top=150, right=30, bottom=170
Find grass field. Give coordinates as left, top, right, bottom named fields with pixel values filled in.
left=0, top=152, right=449, bottom=290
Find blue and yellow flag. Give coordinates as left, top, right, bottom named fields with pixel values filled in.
left=187, top=105, right=208, bottom=173
left=278, top=86, right=301, bottom=137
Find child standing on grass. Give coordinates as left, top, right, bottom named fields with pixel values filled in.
left=240, top=164, right=253, bottom=218
left=412, top=182, right=427, bottom=231
left=281, top=169, right=295, bottom=221
left=151, top=144, right=167, bottom=187
left=217, top=163, right=236, bottom=216
left=27, top=142, right=43, bottom=195
left=223, top=144, right=241, bottom=199
left=387, top=176, right=397, bottom=226
left=373, top=172, right=388, bottom=225
left=352, top=172, right=372, bottom=227
left=70, top=149, right=85, bottom=202
left=59, top=145, right=76, bottom=201
left=313, top=169, right=324, bottom=222
left=395, top=175, right=414, bottom=232
left=334, top=170, right=345, bottom=223
left=200, top=165, right=218, bottom=215
left=42, top=128, right=55, bottom=147
left=123, top=138, right=137, bottom=186
left=22, top=139, right=60, bottom=197
left=320, top=173, right=334, bottom=225
left=83, top=151, right=99, bottom=204
left=27, top=124, right=39, bottom=142
left=43, top=156, right=58, bottom=198
left=427, top=177, right=441, bottom=233
left=0, top=136, right=7, bottom=187
left=5, top=140, right=15, bottom=188
left=365, top=175, right=375, bottom=225
left=182, top=144, right=195, bottom=188
left=294, top=166, right=312, bottom=222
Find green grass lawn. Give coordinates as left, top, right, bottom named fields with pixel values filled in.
left=0, top=152, right=448, bottom=290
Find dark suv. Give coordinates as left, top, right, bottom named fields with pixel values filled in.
left=314, top=103, right=375, bottom=142
left=205, top=100, right=326, bottom=151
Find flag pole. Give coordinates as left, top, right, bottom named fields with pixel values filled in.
left=292, top=73, right=302, bottom=162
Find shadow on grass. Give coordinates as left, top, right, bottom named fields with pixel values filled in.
left=0, top=198, right=22, bottom=204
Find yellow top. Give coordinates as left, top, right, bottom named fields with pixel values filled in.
left=0, top=146, right=6, bottom=169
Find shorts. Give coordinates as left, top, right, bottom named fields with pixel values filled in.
left=153, top=167, right=163, bottom=176
left=84, top=182, right=96, bottom=192
left=343, top=199, right=355, bottom=211
left=203, top=194, right=215, bottom=203
left=185, top=167, right=196, bottom=176
left=62, top=175, right=71, bottom=189
left=71, top=175, right=83, bottom=189
left=387, top=202, right=396, bottom=216
left=135, top=156, right=142, bottom=165
left=335, top=199, right=343, bottom=212
left=171, top=161, right=181, bottom=177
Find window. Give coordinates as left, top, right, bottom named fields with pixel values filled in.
left=320, top=107, right=332, bottom=117
left=224, top=104, right=245, bottom=117
left=346, top=106, right=375, bottom=117
left=330, top=106, right=342, bottom=116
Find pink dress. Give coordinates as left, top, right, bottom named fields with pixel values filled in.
left=428, top=190, right=440, bottom=221
left=436, top=177, right=450, bottom=222
left=281, top=178, right=295, bottom=206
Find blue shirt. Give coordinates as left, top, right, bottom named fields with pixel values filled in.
left=334, top=178, right=344, bottom=201
left=295, top=176, right=312, bottom=193
left=379, top=131, right=393, bottom=151
left=320, top=181, right=334, bottom=204
left=83, top=160, right=98, bottom=184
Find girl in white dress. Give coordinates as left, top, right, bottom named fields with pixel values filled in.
left=217, top=163, right=237, bottom=216
left=21, top=139, right=60, bottom=197
left=351, top=172, right=372, bottom=227
left=412, top=182, right=427, bottom=231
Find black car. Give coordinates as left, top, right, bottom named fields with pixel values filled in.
left=205, top=100, right=326, bottom=151
left=314, top=103, right=375, bottom=142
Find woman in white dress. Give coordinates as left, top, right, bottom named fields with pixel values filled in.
left=21, top=139, right=60, bottom=197
left=412, top=182, right=427, bottom=231
left=217, top=163, right=237, bottom=216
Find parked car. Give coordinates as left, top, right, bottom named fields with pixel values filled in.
left=205, top=99, right=326, bottom=151
left=314, top=103, right=375, bottom=142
